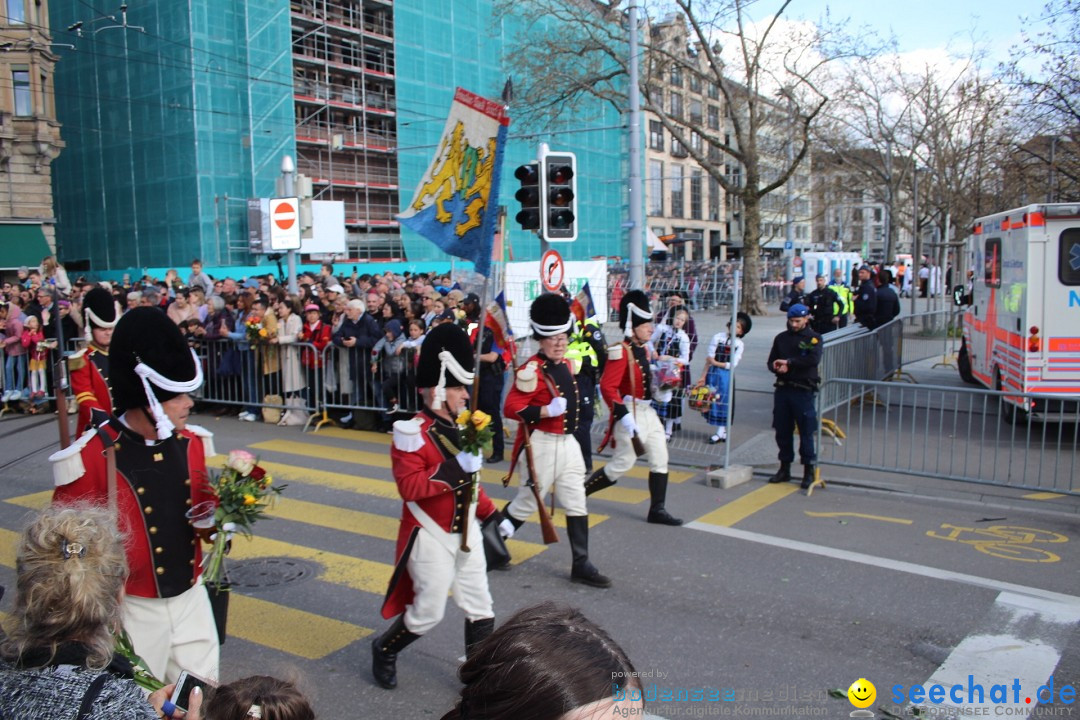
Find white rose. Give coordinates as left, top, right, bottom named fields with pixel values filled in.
left=226, top=450, right=257, bottom=476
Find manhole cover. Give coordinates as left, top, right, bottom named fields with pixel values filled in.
left=226, top=558, right=318, bottom=588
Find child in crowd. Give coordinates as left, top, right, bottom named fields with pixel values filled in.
left=21, top=315, right=48, bottom=402
left=371, top=318, right=406, bottom=424
left=397, top=318, right=425, bottom=413
left=695, top=312, right=751, bottom=443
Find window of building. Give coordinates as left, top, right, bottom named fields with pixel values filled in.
left=690, top=170, right=703, bottom=220
left=670, top=93, right=683, bottom=120
left=688, top=73, right=701, bottom=94
left=708, top=82, right=719, bottom=100
left=670, top=65, right=682, bottom=87
left=6, top=0, right=25, bottom=23
left=707, top=144, right=721, bottom=163
left=12, top=67, right=31, bottom=116
left=690, top=131, right=702, bottom=154
left=708, top=176, right=721, bottom=221
left=708, top=105, right=720, bottom=131
left=689, top=99, right=702, bottom=125
left=853, top=208, right=863, bottom=222
left=648, top=159, right=664, bottom=215
left=671, top=137, right=687, bottom=158
left=39, top=71, right=50, bottom=117
left=670, top=164, right=684, bottom=219
left=649, top=120, right=664, bottom=152
left=649, top=85, right=663, bottom=106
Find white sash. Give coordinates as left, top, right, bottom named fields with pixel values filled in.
left=406, top=499, right=478, bottom=559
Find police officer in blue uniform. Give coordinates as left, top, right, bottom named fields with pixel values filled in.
left=766, top=304, right=823, bottom=490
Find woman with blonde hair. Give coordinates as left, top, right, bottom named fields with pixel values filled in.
left=0, top=505, right=173, bottom=719
left=40, top=255, right=72, bottom=295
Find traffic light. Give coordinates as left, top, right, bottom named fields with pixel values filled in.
left=542, top=152, right=577, bottom=242
left=514, top=163, right=540, bottom=230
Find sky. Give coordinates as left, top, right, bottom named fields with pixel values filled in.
left=787, top=0, right=1048, bottom=66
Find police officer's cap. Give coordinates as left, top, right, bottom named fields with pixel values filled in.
left=792, top=276, right=805, bottom=285
left=787, top=304, right=810, bottom=318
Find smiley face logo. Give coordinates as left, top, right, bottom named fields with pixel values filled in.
left=848, top=678, right=876, bottom=709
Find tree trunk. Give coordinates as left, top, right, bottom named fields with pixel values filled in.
left=741, top=194, right=767, bottom=315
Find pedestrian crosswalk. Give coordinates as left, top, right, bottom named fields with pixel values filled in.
left=0, top=428, right=675, bottom=663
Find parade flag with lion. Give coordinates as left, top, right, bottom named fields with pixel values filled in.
left=397, top=88, right=508, bottom=278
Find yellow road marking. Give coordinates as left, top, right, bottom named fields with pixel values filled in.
left=246, top=440, right=651, bottom=505
left=694, top=484, right=799, bottom=527
left=5, top=491, right=49, bottom=510
left=1022, top=492, right=1066, bottom=500
left=804, top=511, right=913, bottom=525
left=230, top=535, right=392, bottom=593
left=292, top=431, right=696, bottom=483
left=269, top=496, right=548, bottom=565
left=227, top=594, right=372, bottom=659
left=0, top=528, right=16, bottom=567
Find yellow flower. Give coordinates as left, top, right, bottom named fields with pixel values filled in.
left=471, top=410, right=492, bottom=431
left=259, top=328, right=268, bottom=337
left=811, top=337, right=819, bottom=344
left=243, top=494, right=256, bottom=505
left=456, top=410, right=471, bottom=427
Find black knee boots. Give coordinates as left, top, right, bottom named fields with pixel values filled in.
left=767, top=462, right=792, bottom=484
left=465, top=617, right=495, bottom=658
left=371, top=616, right=421, bottom=689
left=646, top=472, right=683, bottom=525
left=801, top=464, right=816, bottom=490
left=584, top=467, right=617, bottom=496
left=566, top=515, right=612, bottom=587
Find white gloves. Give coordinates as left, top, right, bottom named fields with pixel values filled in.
left=546, top=396, right=568, bottom=418
left=456, top=451, right=483, bottom=474
left=622, top=394, right=635, bottom=406
left=499, top=518, right=516, bottom=539
left=619, top=413, right=639, bottom=436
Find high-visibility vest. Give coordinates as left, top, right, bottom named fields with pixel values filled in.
left=830, top=283, right=852, bottom=315
left=566, top=320, right=600, bottom=376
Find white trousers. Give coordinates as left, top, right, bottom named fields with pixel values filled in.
left=123, top=583, right=220, bottom=684
left=606, top=401, right=669, bottom=478
left=507, top=431, right=588, bottom=519
left=403, top=521, right=493, bottom=635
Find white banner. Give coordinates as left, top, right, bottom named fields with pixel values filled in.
left=503, top=260, right=608, bottom=337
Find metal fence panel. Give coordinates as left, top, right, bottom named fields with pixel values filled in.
left=817, top=379, right=1080, bottom=495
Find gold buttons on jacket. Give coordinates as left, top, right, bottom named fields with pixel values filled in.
left=136, top=487, right=145, bottom=495
left=156, top=567, right=165, bottom=575
left=155, top=547, right=163, bottom=555
left=184, top=478, right=191, bottom=486
left=149, top=526, right=158, bottom=535
left=143, top=506, right=152, bottom=515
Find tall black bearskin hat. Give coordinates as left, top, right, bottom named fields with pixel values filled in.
left=110, top=307, right=203, bottom=439
left=619, top=290, right=652, bottom=337
left=82, top=287, right=121, bottom=342
left=530, top=292, right=573, bottom=339
left=736, top=311, right=753, bottom=335
left=416, top=322, right=474, bottom=409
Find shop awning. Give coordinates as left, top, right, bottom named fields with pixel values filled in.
left=0, top=224, right=51, bottom=270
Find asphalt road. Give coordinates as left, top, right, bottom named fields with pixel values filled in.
left=1, top=382, right=1078, bottom=718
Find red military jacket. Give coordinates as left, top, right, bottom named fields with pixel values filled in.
left=381, top=408, right=497, bottom=619
left=504, top=352, right=580, bottom=436
left=69, top=345, right=112, bottom=433
left=599, top=340, right=654, bottom=421
left=51, top=421, right=216, bottom=599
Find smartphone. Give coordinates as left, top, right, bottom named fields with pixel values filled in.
left=170, top=670, right=214, bottom=712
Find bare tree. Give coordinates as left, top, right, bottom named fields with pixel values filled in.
left=497, top=0, right=858, bottom=314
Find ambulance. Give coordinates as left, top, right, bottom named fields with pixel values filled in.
left=955, top=203, right=1080, bottom=422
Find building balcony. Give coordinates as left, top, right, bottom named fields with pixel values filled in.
left=293, top=81, right=396, bottom=116
left=291, top=49, right=394, bottom=81
left=295, top=123, right=396, bottom=152
left=298, top=157, right=398, bottom=190
left=290, top=0, right=393, bottom=42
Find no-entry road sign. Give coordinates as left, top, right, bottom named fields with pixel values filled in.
left=270, top=197, right=302, bottom=251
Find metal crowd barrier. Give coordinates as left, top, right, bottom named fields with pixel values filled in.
left=192, top=338, right=320, bottom=420
left=817, top=378, right=1080, bottom=495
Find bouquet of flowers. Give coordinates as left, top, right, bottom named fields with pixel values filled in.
left=200, top=450, right=286, bottom=585
left=244, top=315, right=267, bottom=343
left=455, top=409, right=493, bottom=456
